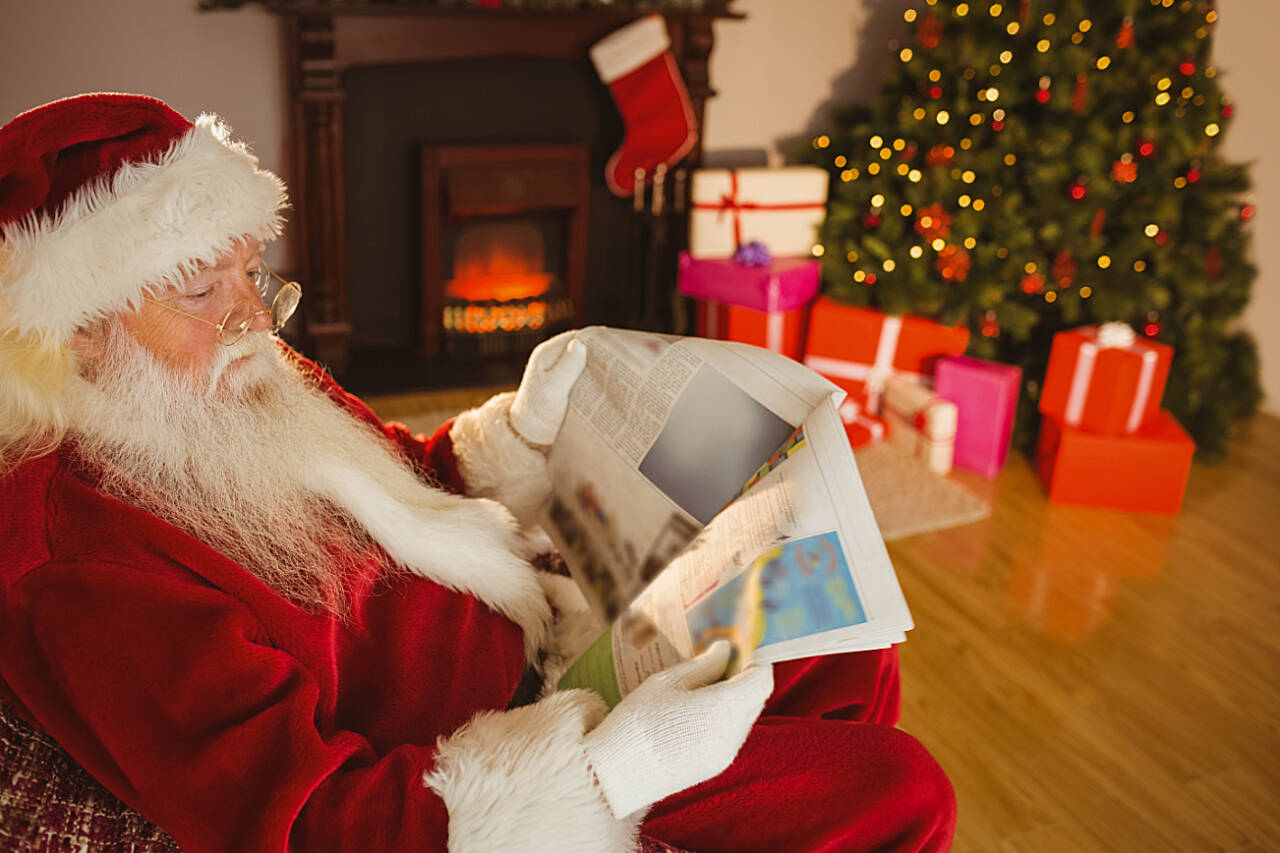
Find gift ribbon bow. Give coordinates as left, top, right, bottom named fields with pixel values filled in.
left=693, top=170, right=827, bottom=248
left=1064, top=322, right=1158, bottom=432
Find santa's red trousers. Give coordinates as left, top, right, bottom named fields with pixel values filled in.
left=644, top=648, right=957, bottom=853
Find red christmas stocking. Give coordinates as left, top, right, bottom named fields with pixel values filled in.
left=590, top=14, right=698, bottom=197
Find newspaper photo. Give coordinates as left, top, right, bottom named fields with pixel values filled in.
left=542, top=327, right=912, bottom=706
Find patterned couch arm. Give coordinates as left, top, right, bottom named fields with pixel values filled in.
left=0, top=700, right=691, bottom=853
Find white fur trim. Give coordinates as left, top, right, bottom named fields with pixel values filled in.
left=450, top=392, right=554, bottom=528
left=590, top=14, right=670, bottom=83
left=306, top=459, right=552, bottom=662
left=0, top=114, right=287, bottom=341
left=424, top=690, right=642, bottom=853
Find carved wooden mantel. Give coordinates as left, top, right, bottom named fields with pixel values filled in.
left=262, top=2, right=740, bottom=375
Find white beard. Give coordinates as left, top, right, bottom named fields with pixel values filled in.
left=63, top=328, right=550, bottom=651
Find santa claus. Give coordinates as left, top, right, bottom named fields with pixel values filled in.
left=0, top=93, right=955, bottom=852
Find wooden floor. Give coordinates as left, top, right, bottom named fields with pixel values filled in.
left=891, top=413, right=1280, bottom=852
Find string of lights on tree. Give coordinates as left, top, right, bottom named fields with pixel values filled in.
left=802, top=0, right=1260, bottom=457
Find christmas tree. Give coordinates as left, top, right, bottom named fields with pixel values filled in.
left=802, top=0, right=1260, bottom=458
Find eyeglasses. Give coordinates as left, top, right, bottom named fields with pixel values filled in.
left=146, top=262, right=302, bottom=346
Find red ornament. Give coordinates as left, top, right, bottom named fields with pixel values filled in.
left=935, top=244, right=972, bottom=282
left=1068, top=180, right=1087, bottom=201
left=865, top=272, right=878, bottom=284
left=1116, top=17, right=1135, bottom=49
left=917, top=15, right=943, bottom=50
left=929, top=86, right=943, bottom=99
left=914, top=203, right=953, bottom=241
left=1090, top=208, right=1107, bottom=238
left=1020, top=273, right=1046, bottom=294
left=1072, top=74, right=1089, bottom=116
left=1155, top=232, right=1169, bottom=245
left=1186, top=169, right=1201, bottom=183
left=1144, top=321, right=1160, bottom=337
left=1241, top=203, right=1256, bottom=222
left=925, top=144, right=957, bottom=167
left=991, top=119, right=1006, bottom=131
left=981, top=310, right=1000, bottom=338
left=1111, top=157, right=1138, bottom=184
left=1223, top=103, right=1234, bottom=118
left=1179, top=58, right=1196, bottom=76
left=1052, top=251, right=1077, bottom=286
left=1205, top=246, right=1223, bottom=280
left=862, top=212, right=882, bottom=229
left=1035, top=89, right=1052, bottom=105
left=1137, top=139, right=1156, bottom=158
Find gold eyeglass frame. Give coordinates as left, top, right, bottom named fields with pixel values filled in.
left=146, top=261, right=302, bottom=346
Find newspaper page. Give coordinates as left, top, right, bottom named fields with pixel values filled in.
left=543, top=327, right=911, bottom=703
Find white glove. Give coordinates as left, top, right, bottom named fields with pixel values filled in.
left=508, top=330, right=588, bottom=447
left=583, top=641, right=774, bottom=819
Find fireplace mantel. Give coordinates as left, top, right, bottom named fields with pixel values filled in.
left=248, top=1, right=741, bottom=375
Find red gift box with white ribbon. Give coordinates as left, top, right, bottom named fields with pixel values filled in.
left=1038, top=322, right=1173, bottom=435
left=802, top=297, right=970, bottom=414
left=689, top=167, right=829, bottom=259
left=837, top=397, right=887, bottom=451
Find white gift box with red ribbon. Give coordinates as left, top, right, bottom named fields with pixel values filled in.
left=689, top=166, right=829, bottom=259
left=882, top=375, right=958, bottom=475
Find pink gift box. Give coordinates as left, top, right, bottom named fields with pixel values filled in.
left=935, top=355, right=1022, bottom=479
left=677, top=252, right=820, bottom=313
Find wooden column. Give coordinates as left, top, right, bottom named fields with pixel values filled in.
left=285, top=13, right=352, bottom=374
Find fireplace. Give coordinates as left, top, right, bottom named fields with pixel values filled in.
left=229, top=3, right=738, bottom=394
left=422, top=143, right=588, bottom=362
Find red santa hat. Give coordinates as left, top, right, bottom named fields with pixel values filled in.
left=0, top=92, right=287, bottom=342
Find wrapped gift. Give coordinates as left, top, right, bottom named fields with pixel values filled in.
left=689, top=166, right=828, bottom=258
left=1035, top=410, right=1195, bottom=513
left=934, top=355, right=1022, bottom=479
left=837, top=397, right=887, bottom=450
left=1039, top=322, right=1173, bottom=435
left=803, top=297, right=970, bottom=412
left=680, top=252, right=819, bottom=359
left=882, top=375, right=958, bottom=475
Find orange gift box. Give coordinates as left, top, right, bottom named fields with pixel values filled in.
left=1036, top=410, right=1195, bottom=514
left=1039, top=323, right=1173, bottom=435
left=802, top=297, right=969, bottom=412
left=694, top=299, right=809, bottom=360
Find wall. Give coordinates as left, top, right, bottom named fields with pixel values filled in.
left=0, top=0, right=286, bottom=259
left=1, top=0, right=1275, bottom=414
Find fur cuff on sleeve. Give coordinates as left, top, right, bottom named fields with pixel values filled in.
left=423, top=690, right=642, bottom=853
left=449, top=392, right=552, bottom=527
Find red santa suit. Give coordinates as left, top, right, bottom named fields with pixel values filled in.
left=0, top=353, right=955, bottom=853
left=0, top=93, right=954, bottom=852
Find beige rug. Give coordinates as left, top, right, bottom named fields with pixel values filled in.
left=368, top=391, right=990, bottom=542
left=852, top=442, right=991, bottom=541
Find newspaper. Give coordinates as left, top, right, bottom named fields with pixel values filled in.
left=543, top=326, right=912, bottom=707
